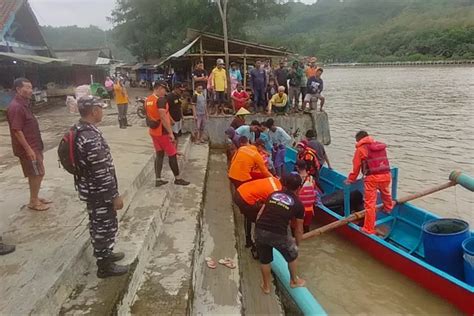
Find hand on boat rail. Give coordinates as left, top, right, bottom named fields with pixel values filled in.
left=302, top=170, right=473, bottom=240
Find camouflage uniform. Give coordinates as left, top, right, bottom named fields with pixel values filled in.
left=75, top=121, right=119, bottom=261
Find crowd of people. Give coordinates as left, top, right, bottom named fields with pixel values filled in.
left=226, top=112, right=393, bottom=294
left=191, top=57, right=325, bottom=116
left=3, top=76, right=394, bottom=297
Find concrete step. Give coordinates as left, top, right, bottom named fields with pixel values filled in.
left=58, top=136, right=195, bottom=315
left=0, top=126, right=156, bottom=315
left=130, top=144, right=209, bottom=315
left=190, top=152, right=242, bottom=315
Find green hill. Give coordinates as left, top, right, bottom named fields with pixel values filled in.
left=246, top=0, right=474, bottom=62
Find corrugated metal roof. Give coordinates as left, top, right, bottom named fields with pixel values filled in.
left=55, top=50, right=101, bottom=66
left=96, top=57, right=112, bottom=65
left=0, top=0, right=24, bottom=40
left=0, top=52, right=70, bottom=65
left=156, top=37, right=200, bottom=67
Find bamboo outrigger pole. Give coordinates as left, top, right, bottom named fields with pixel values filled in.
left=302, top=171, right=474, bottom=240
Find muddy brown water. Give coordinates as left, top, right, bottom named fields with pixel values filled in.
left=299, top=66, right=473, bottom=314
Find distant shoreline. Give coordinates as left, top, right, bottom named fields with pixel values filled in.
left=325, top=60, right=474, bottom=68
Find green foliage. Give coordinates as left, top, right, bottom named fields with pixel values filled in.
left=247, top=0, right=474, bottom=62
left=108, top=0, right=284, bottom=61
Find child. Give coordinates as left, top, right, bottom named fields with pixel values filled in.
left=192, top=85, right=208, bottom=143
left=295, top=160, right=318, bottom=233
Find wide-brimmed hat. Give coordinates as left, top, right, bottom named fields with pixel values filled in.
left=235, top=108, right=251, bottom=116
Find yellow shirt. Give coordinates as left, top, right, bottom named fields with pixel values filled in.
left=212, top=67, right=227, bottom=92
left=114, top=83, right=129, bottom=105
left=270, top=93, right=288, bottom=107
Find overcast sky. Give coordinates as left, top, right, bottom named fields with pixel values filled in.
left=29, top=0, right=317, bottom=30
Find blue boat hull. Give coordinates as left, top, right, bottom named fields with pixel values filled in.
left=316, top=167, right=474, bottom=314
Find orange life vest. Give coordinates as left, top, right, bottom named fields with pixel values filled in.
left=145, top=94, right=170, bottom=137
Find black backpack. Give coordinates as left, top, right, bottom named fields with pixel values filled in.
left=58, top=125, right=82, bottom=176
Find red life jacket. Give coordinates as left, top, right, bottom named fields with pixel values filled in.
left=362, top=142, right=390, bottom=175
left=297, top=148, right=321, bottom=176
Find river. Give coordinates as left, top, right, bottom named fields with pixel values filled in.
left=299, top=66, right=473, bottom=314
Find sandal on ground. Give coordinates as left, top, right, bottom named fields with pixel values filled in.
left=260, top=283, right=271, bottom=294
left=39, top=198, right=53, bottom=204
left=218, top=257, right=236, bottom=269
left=27, top=203, right=50, bottom=212
left=205, top=257, right=217, bottom=269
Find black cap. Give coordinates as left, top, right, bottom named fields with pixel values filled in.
left=153, top=80, right=169, bottom=91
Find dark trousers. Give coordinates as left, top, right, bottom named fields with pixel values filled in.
left=253, top=86, right=266, bottom=111
left=234, top=191, right=261, bottom=246
left=87, top=202, right=118, bottom=261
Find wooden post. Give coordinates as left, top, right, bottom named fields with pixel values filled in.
left=199, top=37, right=204, bottom=64
left=217, top=0, right=231, bottom=100
left=243, top=47, right=247, bottom=88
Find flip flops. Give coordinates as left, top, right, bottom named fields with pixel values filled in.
left=27, top=203, right=50, bottom=212
left=218, top=257, right=236, bottom=269
left=205, top=257, right=217, bottom=269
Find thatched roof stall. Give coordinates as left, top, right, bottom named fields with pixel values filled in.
left=157, top=28, right=294, bottom=87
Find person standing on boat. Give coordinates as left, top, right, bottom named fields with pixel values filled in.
left=345, top=131, right=393, bottom=235
left=255, top=172, right=306, bottom=294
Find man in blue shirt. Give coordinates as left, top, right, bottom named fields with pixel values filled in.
left=264, top=118, right=292, bottom=176
left=250, top=60, right=267, bottom=113
left=236, top=120, right=262, bottom=144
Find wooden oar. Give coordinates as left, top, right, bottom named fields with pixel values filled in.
left=302, top=171, right=474, bottom=240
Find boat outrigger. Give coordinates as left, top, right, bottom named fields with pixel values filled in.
left=303, top=167, right=474, bottom=314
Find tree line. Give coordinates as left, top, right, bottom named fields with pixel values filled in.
left=42, top=0, right=474, bottom=63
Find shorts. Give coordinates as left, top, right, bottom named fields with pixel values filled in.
left=215, top=91, right=225, bottom=103
left=172, top=119, right=182, bottom=135
left=19, top=151, right=45, bottom=177
left=151, top=135, right=177, bottom=156
left=195, top=114, right=207, bottom=131
left=234, top=191, right=262, bottom=222
left=304, top=93, right=322, bottom=102
left=255, top=228, right=298, bottom=265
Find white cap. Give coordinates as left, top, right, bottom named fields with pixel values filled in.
left=217, top=58, right=224, bottom=65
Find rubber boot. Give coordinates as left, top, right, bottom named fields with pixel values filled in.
left=97, top=259, right=129, bottom=278
left=109, top=251, right=125, bottom=262
left=124, top=117, right=132, bottom=127
left=119, top=118, right=126, bottom=129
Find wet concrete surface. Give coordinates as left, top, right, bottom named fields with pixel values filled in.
left=191, top=152, right=242, bottom=315
left=0, top=118, right=154, bottom=314
left=130, top=144, right=209, bottom=315
left=0, top=88, right=149, bottom=175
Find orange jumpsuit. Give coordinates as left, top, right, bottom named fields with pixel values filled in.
left=347, top=136, right=393, bottom=234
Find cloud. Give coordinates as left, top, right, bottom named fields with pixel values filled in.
left=29, top=0, right=115, bottom=29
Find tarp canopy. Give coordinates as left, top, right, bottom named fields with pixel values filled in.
left=156, top=37, right=200, bottom=67
left=0, top=52, right=70, bottom=65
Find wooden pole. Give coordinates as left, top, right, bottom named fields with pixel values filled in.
left=243, top=47, right=247, bottom=88
left=217, top=0, right=231, bottom=100
left=199, top=37, right=204, bottom=64
left=302, top=180, right=457, bottom=240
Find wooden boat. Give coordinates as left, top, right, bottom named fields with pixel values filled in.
left=315, top=167, right=474, bottom=314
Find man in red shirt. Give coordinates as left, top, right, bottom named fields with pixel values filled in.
left=231, top=83, right=250, bottom=112
left=6, top=78, right=51, bottom=213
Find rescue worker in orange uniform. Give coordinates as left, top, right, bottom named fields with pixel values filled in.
left=228, top=136, right=272, bottom=188
left=234, top=176, right=282, bottom=257
left=145, top=81, right=189, bottom=187
left=345, top=131, right=393, bottom=234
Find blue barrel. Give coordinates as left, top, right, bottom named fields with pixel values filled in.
left=462, top=237, right=474, bottom=285
left=422, top=218, right=470, bottom=280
